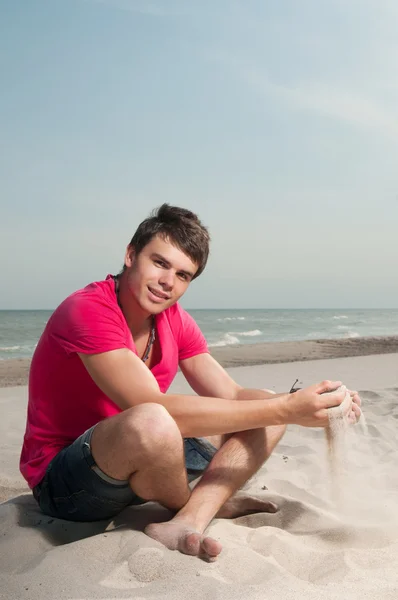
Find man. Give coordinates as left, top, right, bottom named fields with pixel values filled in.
left=20, top=204, right=361, bottom=561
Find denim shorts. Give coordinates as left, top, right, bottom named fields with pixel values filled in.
left=32, top=426, right=217, bottom=522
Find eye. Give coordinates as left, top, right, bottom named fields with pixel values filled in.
left=178, top=273, right=189, bottom=281
left=154, top=259, right=166, bottom=267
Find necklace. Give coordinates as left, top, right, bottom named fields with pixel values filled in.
left=113, top=275, right=156, bottom=363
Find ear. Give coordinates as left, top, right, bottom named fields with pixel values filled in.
left=124, top=244, right=135, bottom=268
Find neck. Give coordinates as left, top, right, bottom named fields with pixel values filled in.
left=115, top=272, right=153, bottom=337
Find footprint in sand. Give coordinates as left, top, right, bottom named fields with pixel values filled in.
left=128, top=546, right=202, bottom=584
left=100, top=548, right=167, bottom=589
left=100, top=536, right=205, bottom=590
left=128, top=548, right=166, bottom=583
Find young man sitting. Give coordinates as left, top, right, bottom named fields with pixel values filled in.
left=20, top=204, right=361, bottom=561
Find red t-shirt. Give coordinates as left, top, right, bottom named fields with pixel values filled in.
left=20, top=275, right=209, bottom=489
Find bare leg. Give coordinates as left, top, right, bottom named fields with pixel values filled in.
left=90, top=403, right=190, bottom=511
left=90, top=404, right=228, bottom=557
left=90, top=401, right=285, bottom=560
left=145, top=424, right=286, bottom=560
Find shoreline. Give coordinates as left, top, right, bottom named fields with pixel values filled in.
left=211, top=334, right=398, bottom=367
left=1, top=334, right=398, bottom=387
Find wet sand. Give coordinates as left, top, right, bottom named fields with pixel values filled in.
left=2, top=335, right=398, bottom=387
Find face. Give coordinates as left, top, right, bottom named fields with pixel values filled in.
left=124, top=235, right=198, bottom=315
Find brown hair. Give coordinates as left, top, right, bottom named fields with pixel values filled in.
left=128, top=204, right=210, bottom=279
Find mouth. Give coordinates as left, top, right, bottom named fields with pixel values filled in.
left=148, top=286, right=170, bottom=301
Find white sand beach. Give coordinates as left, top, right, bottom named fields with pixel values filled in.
left=1, top=353, right=398, bottom=600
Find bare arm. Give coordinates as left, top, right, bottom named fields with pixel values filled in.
left=79, top=349, right=287, bottom=437
left=79, top=349, right=348, bottom=437
left=179, top=353, right=285, bottom=401
left=180, top=353, right=361, bottom=423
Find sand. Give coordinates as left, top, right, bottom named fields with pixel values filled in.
left=1, top=353, right=398, bottom=599
left=324, top=386, right=352, bottom=508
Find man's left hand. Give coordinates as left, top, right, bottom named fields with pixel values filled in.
left=347, top=389, right=362, bottom=423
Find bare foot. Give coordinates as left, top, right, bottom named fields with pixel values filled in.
left=144, top=519, right=222, bottom=562
left=216, top=493, right=279, bottom=519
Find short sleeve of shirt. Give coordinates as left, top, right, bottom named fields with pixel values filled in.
left=176, top=306, right=209, bottom=361
left=51, top=287, right=128, bottom=356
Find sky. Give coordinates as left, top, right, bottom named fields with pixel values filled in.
left=1, top=0, right=398, bottom=309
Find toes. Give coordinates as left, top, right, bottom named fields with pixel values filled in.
left=255, top=498, right=279, bottom=513
left=217, top=495, right=280, bottom=519
left=200, top=536, right=222, bottom=561
left=180, top=532, right=201, bottom=556
left=144, top=522, right=222, bottom=561
left=266, top=501, right=279, bottom=513
left=242, top=499, right=279, bottom=515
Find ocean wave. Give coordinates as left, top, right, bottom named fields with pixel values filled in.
left=346, top=331, right=360, bottom=338
left=0, top=343, right=37, bottom=354
left=231, top=329, right=262, bottom=337
left=337, top=325, right=350, bottom=330
left=0, top=345, right=22, bottom=351
left=216, top=317, right=246, bottom=322
left=209, top=334, right=240, bottom=347
left=333, top=315, right=349, bottom=320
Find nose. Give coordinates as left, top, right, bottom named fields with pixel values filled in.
left=159, top=269, right=174, bottom=290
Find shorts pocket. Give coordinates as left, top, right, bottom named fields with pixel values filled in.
left=43, top=485, right=129, bottom=522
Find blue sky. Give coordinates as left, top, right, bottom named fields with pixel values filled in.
left=1, top=0, right=397, bottom=309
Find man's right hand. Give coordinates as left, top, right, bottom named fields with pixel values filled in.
left=282, top=380, right=352, bottom=427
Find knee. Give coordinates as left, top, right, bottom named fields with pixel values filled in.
left=122, top=403, right=182, bottom=455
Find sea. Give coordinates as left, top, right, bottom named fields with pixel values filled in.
left=1, top=308, right=398, bottom=361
